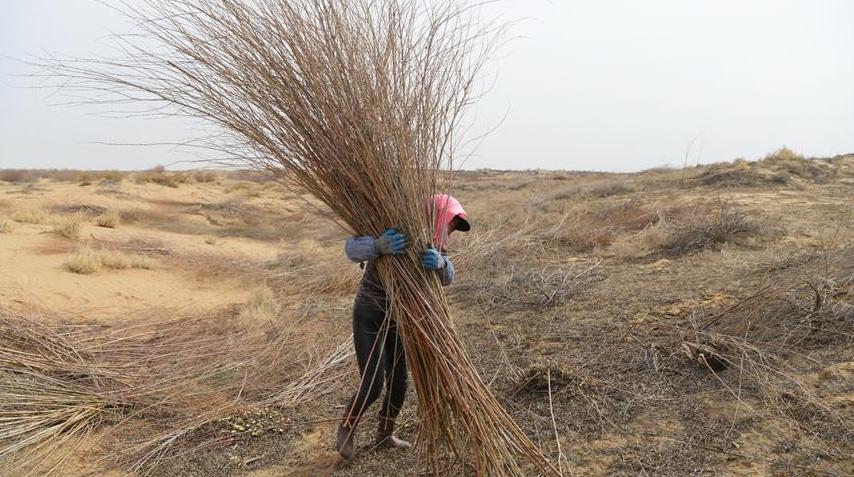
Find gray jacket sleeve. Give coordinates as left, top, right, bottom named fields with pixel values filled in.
left=345, top=236, right=378, bottom=263
left=438, top=254, right=455, bottom=286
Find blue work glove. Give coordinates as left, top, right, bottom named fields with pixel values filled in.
left=421, top=247, right=446, bottom=270
left=374, top=228, right=408, bottom=255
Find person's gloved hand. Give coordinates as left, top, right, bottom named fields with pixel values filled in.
left=374, top=228, right=408, bottom=255
left=421, top=247, right=446, bottom=270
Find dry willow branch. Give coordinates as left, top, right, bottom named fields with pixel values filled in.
left=0, top=310, right=352, bottom=476
left=38, top=1, right=557, bottom=474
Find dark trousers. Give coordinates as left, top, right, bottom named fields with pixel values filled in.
left=343, top=296, right=408, bottom=425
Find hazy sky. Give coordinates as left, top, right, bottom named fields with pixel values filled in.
left=2, top=1, right=853, bottom=172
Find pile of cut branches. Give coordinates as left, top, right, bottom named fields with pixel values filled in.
left=0, top=310, right=351, bottom=475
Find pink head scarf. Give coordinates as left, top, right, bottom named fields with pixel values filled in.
left=431, top=194, right=469, bottom=250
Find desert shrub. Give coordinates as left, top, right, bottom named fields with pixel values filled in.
left=473, top=263, right=604, bottom=312
left=77, top=172, right=97, bottom=186
left=763, top=146, right=803, bottom=163
left=532, top=200, right=662, bottom=252
left=98, top=250, right=151, bottom=270
left=223, top=169, right=273, bottom=183
left=50, top=204, right=107, bottom=217
left=0, top=218, right=13, bottom=233
left=553, top=179, right=637, bottom=201
left=52, top=215, right=83, bottom=240
left=511, top=362, right=578, bottom=395
left=660, top=202, right=759, bottom=256
left=0, top=170, right=37, bottom=183
left=698, top=168, right=791, bottom=188
left=98, top=251, right=132, bottom=270
left=733, top=158, right=749, bottom=169
left=757, top=146, right=834, bottom=182
left=65, top=250, right=102, bottom=274
left=193, top=170, right=218, bottom=183
left=118, top=209, right=148, bottom=224
left=225, top=181, right=264, bottom=197
left=98, top=170, right=125, bottom=182
left=134, top=167, right=190, bottom=187
left=66, top=249, right=151, bottom=273
left=589, top=181, right=636, bottom=198
left=11, top=208, right=52, bottom=224
left=665, top=248, right=854, bottom=427
left=96, top=210, right=121, bottom=228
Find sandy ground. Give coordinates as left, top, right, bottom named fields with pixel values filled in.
left=0, top=180, right=283, bottom=320
left=1, top=155, right=853, bottom=476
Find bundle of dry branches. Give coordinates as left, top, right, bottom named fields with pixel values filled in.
left=39, top=1, right=557, bottom=474
left=0, top=310, right=352, bottom=476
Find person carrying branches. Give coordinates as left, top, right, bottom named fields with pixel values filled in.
left=337, top=194, right=471, bottom=459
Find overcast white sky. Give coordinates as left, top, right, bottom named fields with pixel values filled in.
left=2, top=0, right=853, bottom=172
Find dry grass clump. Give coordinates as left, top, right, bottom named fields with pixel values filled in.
left=0, top=310, right=353, bottom=475
left=660, top=202, right=762, bottom=256
left=224, top=181, right=264, bottom=197
left=133, top=166, right=189, bottom=188
left=474, top=262, right=603, bottom=312
left=11, top=208, right=52, bottom=224
left=65, top=249, right=101, bottom=274
left=512, top=363, right=578, bottom=396
left=98, top=250, right=152, bottom=270
left=65, top=249, right=152, bottom=274
left=51, top=214, right=83, bottom=239
left=763, top=146, right=804, bottom=163
left=193, top=170, right=218, bottom=183
left=96, top=209, right=121, bottom=228
left=0, top=218, right=13, bottom=234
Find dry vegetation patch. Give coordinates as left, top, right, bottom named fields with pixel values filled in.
left=0, top=218, right=13, bottom=234
left=98, top=250, right=152, bottom=270
left=65, top=249, right=102, bottom=274
left=694, top=147, right=845, bottom=189
left=65, top=249, right=152, bottom=274
left=659, top=202, right=766, bottom=256
left=472, top=262, right=604, bottom=312
left=51, top=214, right=84, bottom=240
left=133, top=166, right=190, bottom=188
left=239, top=287, right=282, bottom=323
left=11, top=208, right=52, bottom=224
left=95, top=209, right=121, bottom=228
left=0, top=169, right=37, bottom=183
left=50, top=203, right=108, bottom=217
left=0, top=310, right=352, bottom=475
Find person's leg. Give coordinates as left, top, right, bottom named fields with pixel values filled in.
left=338, top=299, right=387, bottom=458
left=375, top=319, right=411, bottom=449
